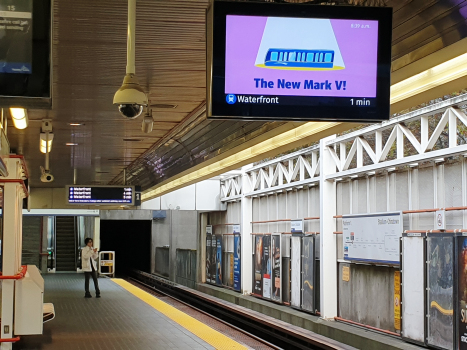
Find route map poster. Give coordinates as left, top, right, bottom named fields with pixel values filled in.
left=0, top=0, right=33, bottom=74
left=206, top=234, right=212, bottom=283
left=343, top=212, right=402, bottom=264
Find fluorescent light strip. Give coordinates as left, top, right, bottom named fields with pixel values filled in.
left=142, top=121, right=339, bottom=200
left=390, top=52, right=467, bottom=105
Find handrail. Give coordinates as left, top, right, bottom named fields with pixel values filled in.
left=334, top=206, right=467, bottom=218
left=0, top=265, right=27, bottom=279
left=8, top=154, right=29, bottom=179
left=0, top=337, right=20, bottom=343
left=0, top=179, right=29, bottom=197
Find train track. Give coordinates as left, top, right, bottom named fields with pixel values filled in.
left=128, top=270, right=357, bottom=350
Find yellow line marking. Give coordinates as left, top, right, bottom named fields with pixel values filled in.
left=111, top=279, right=248, bottom=350
left=430, top=301, right=453, bottom=316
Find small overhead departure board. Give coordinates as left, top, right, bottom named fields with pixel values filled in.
left=66, top=186, right=134, bottom=205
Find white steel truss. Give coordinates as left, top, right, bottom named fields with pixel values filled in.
left=220, top=93, right=467, bottom=201
left=326, top=96, right=467, bottom=180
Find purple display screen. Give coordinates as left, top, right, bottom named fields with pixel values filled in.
left=225, top=16, right=378, bottom=99
left=207, top=2, right=392, bottom=122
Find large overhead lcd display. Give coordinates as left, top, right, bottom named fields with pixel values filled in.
left=0, top=0, right=51, bottom=106
left=207, top=2, right=392, bottom=122
left=67, top=186, right=134, bottom=205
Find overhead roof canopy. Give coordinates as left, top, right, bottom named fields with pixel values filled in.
left=3, top=0, right=467, bottom=194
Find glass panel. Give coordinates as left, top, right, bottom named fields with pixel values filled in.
left=279, top=52, right=283, bottom=61
left=427, top=236, right=454, bottom=349
left=270, top=51, right=278, bottom=61
left=306, top=53, right=314, bottom=62
left=288, top=52, right=296, bottom=61
left=325, top=53, right=333, bottom=62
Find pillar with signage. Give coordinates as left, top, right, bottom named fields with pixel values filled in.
left=290, top=219, right=304, bottom=309
left=233, top=225, right=241, bottom=292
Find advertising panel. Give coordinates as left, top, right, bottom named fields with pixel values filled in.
left=301, top=235, right=315, bottom=313
left=262, top=235, right=272, bottom=299
left=253, top=235, right=263, bottom=296
left=458, top=236, right=467, bottom=350
left=271, top=234, right=281, bottom=302
left=233, top=234, right=241, bottom=291
left=427, top=235, right=454, bottom=350
left=216, top=235, right=223, bottom=285
left=343, top=211, right=403, bottom=264
left=206, top=234, right=212, bottom=283
left=207, top=2, right=392, bottom=122
left=291, top=235, right=301, bottom=308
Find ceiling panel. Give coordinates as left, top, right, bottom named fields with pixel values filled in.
left=4, top=0, right=467, bottom=191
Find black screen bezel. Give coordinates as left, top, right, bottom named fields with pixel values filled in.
left=207, top=1, right=392, bottom=123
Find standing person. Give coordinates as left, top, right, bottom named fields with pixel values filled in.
left=82, top=238, right=101, bottom=298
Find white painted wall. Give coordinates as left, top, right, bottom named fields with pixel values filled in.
left=142, top=179, right=224, bottom=211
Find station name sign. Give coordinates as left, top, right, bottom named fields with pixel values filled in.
left=66, top=185, right=134, bottom=205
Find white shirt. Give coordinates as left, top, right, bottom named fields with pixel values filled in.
left=81, top=246, right=99, bottom=272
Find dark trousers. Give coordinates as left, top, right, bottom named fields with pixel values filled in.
left=84, top=266, right=100, bottom=295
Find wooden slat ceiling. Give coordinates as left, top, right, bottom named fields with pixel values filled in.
left=5, top=0, right=467, bottom=189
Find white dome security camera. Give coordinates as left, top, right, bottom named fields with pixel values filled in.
left=40, top=172, right=54, bottom=183
left=113, top=74, right=148, bottom=119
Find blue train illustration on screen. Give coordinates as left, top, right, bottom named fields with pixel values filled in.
left=264, top=49, right=335, bottom=69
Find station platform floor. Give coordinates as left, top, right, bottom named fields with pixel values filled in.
left=13, top=274, right=249, bottom=350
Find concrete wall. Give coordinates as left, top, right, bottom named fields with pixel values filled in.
left=142, top=179, right=225, bottom=211
left=151, top=210, right=199, bottom=286
left=338, top=262, right=397, bottom=332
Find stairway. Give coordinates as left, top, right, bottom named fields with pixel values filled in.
left=55, top=216, right=76, bottom=271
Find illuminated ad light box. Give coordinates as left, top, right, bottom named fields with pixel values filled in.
left=66, top=186, right=134, bottom=205
left=207, top=1, right=392, bottom=122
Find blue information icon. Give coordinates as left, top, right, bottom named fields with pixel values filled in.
left=226, top=94, right=237, bottom=104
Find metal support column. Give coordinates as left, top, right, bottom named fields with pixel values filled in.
left=241, top=164, right=253, bottom=294
left=319, top=135, right=337, bottom=319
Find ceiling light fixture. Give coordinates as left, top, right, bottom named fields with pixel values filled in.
left=391, top=52, right=467, bottom=105
left=40, top=133, right=54, bottom=153
left=66, top=143, right=78, bottom=146
left=10, top=107, right=28, bottom=129
left=69, top=123, right=83, bottom=126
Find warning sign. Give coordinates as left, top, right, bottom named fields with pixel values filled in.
left=394, top=271, right=401, bottom=330
left=342, top=266, right=350, bottom=282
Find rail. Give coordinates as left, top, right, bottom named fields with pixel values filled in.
left=0, top=265, right=27, bottom=279
left=130, top=270, right=357, bottom=350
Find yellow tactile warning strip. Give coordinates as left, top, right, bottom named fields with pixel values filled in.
left=111, top=279, right=248, bottom=350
